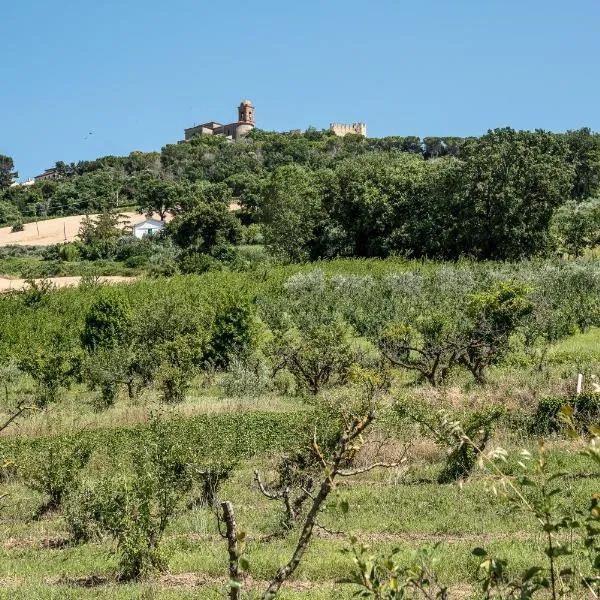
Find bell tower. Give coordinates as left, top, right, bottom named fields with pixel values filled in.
left=238, top=99, right=255, bottom=124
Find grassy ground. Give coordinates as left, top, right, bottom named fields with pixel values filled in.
left=0, top=447, right=597, bottom=598
left=0, top=330, right=599, bottom=598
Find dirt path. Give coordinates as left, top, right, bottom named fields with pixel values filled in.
left=0, top=275, right=136, bottom=292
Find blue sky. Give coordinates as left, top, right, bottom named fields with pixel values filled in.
left=2, top=0, right=599, bottom=179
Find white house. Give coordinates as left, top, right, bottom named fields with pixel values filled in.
left=132, top=218, right=165, bottom=239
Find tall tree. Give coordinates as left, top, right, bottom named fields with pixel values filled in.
left=564, top=128, right=600, bottom=200
left=551, top=199, right=600, bottom=257
left=168, top=201, right=241, bottom=258
left=451, top=128, right=574, bottom=260
left=0, top=155, right=17, bottom=189
left=260, top=164, right=323, bottom=262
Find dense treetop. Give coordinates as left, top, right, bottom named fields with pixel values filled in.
left=2, top=126, right=599, bottom=261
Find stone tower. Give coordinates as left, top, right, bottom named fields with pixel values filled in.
left=235, top=99, right=255, bottom=138
left=238, top=99, right=255, bottom=125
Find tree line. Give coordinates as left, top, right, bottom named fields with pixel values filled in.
left=2, top=126, right=600, bottom=261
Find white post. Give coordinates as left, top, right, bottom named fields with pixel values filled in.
left=577, top=373, right=584, bottom=395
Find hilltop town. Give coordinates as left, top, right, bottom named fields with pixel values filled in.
left=15, top=99, right=367, bottom=184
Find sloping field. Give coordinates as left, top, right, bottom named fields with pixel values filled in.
left=0, top=213, right=151, bottom=247
left=0, top=276, right=136, bottom=292
left=0, top=205, right=239, bottom=248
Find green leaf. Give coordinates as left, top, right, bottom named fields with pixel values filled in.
left=239, top=557, right=250, bottom=571
left=522, top=566, right=542, bottom=581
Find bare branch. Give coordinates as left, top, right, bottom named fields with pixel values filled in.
left=299, top=486, right=316, bottom=501
left=315, top=520, right=345, bottom=536
left=338, top=460, right=405, bottom=477
left=254, top=470, right=286, bottom=500
left=311, top=429, right=327, bottom=468
left=262, top=408, right=376, bottom=599
left=0, top=400, right=34, bottom=434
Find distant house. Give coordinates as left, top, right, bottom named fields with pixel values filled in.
left=184, top=99, right=255, bottom=141
left=34, top=168, right=59, bottom=182
left=132, top=218, right=165, bottom=239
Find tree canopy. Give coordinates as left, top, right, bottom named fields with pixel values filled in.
left=3, top=126, right=600, bottom=261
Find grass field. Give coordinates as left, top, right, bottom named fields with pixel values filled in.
left=0, top=323, right=599, bottom=599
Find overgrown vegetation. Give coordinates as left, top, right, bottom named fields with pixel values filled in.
left=0, top=255, right=599, bottom=597
left=3, top=127, right=600, bottom=273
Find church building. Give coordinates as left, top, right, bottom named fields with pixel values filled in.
left=184, top=99, right=255, bottom=141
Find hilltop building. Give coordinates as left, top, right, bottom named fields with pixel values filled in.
left=329, top=122, right=367, bottom=137
left=184, top=99, right=255, bottom=141
left=34, top=168, right=58, bottom=182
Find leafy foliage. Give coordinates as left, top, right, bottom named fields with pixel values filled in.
left=530, top=393, right=600, bottom=435
left=64, top=416, right=194, bottom=580
left=20, top=436, right=92, bottom=514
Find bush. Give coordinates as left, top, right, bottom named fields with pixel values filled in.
left=81, top=291, right=132, bottom=352
left=10, top=220, right=24, bottom=232
left=220, top=353, right=271, bottom=398
left=148, top=257, right=178, bottom=277
left=59, top=243, right=80, bottom=262
left=530, top=393, right=600, bottom=435
left=269, top=319, right=363, bottom=394
left=63, top=417, right=195, bottom=580
left=208, top=293, right=257, bottom=368
left=20, top=436, right=92, bottom=515
left=64, top=476, right=117, bottom=543
left=240, top=223, right=264, bottom=245
left=437, top=407, right=505, bottom=484
left=177, top=250, right=221, bottom=274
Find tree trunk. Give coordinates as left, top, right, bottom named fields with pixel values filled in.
left=262, top=480, right=332, bottom=599
left=221, top=501, right=241, bottom=600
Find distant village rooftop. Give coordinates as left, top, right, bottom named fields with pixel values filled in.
left=184, top=99, right=256, bottom=141
left=182, top=98, right=366, bottom=142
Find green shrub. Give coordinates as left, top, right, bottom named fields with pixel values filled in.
left=437, top=407, right=505, bottom=484
left=530, top=393, right=600, bottom=435
left=20, top=436, right=92, bottom=515
left=81, top=292, right=132, bottom=352
left=269, top=319, right=360, bottom=394
left=208, top=293, right=257, bottom=368
left=59, top=243, right=80, bottom=262
left=177, top=250, right=221, bottom=274
left=64, top=417, right=195, bottom=580
left=10, top=220, right=24, bottom=232
left=124, top=254, right=148, bottom=269
left=64, top=477, right=113, bottom=543
left=219, top=353, right=271, bottom=398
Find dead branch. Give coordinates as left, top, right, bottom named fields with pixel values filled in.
left=315, top=520, right=346, bottom=536
left=262, top=408, right=375, bottom=599
left=254, top=470, right=315, bottom=530
left=0, top=400, right=34, bottom=434
left=254, top=470, right=287, bottom=500
left=337, top=460, right=405, bottom=477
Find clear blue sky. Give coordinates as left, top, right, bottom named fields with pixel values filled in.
left=2, top=0, right=599, bottom=179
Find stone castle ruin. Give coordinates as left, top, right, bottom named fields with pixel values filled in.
left=329, top=122, right=367, bottom=137
left=183, top=98, right=367, bottom=141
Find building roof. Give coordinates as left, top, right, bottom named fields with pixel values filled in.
left=133, top=218, right=165, bottom=229
left=240, top=98, right=253, bottom=106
